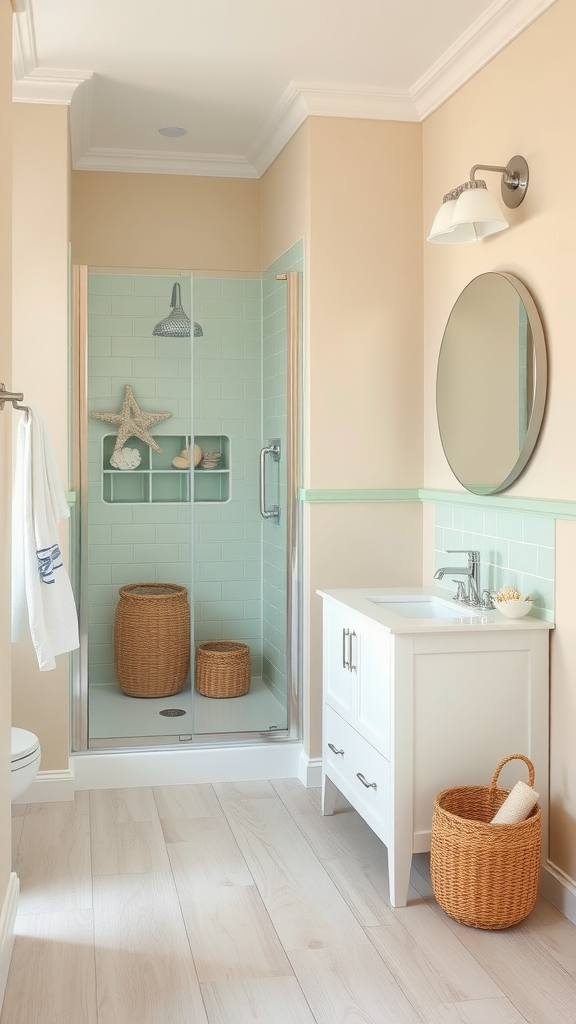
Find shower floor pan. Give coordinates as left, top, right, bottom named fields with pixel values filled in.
left=88, top=676, right=287, bottom=741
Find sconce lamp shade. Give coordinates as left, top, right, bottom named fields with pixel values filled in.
left=450, top=186, right=509, bottom=241
left=428, top=186, right=509, bottom=244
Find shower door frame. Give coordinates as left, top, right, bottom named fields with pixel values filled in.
left=70, top=264, right=303, bottom=752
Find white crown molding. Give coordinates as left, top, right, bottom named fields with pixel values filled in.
left=73, top=146, right=259, bottom=178
left=250, top=80, right=417, bottom=176
left=12, top=0, right=559, bottom=173
left=411, top=0, right=560, bottom=118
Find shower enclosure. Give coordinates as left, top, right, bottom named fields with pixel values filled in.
left=70, top=245, right=303, bottom=751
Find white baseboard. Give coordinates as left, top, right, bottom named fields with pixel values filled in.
left=13, top=769, right=75, bottom=804
left=540, top=861, right=576, bottom=926
left=298, top=752, right=322, bottom=788
left=0, top=873, right=19, bottom=1014
left=73, top=741, right=303, bottom=790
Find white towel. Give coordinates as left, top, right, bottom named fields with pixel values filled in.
left=12, top=407, right=79, bottom=671
left=491, top=781, right=540, bottom=824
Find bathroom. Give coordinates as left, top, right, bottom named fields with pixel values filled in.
left=3, top=0, right=576, bottom=1012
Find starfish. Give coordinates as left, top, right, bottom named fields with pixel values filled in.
left=91, top=385, right=171, bottom=454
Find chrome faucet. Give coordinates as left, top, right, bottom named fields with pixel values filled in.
left=434, top=549, right=481, bottom=607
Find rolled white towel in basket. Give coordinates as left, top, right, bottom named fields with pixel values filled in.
left=491, top=780, right=539, bottom=824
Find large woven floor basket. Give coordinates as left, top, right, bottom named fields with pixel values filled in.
left=430, top=754, right=541, bottom=930
left=195, top=641, right=251, bottom=698
left=114, top=583, right=190, bottom=698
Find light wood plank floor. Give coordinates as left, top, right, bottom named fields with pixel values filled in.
left=4, top=779, right=576, bottom=1024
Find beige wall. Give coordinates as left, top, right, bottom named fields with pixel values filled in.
left=12, top=103, right=71, bottom=769
left=262, top=118, right=424, bottom=756
left=72, top=171, right=261, bottom=272
left=423, top=0, right=576, bottom=880
left=0, top=0, right=13, bottom=916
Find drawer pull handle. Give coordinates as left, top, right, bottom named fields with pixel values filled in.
left=356, top=772, right=377, bottom=790
left=342, top=628, right=350, bottom=670
left=328, top=742, right=344, bottom=755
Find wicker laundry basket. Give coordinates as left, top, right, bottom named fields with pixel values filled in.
left=430, top=754, right=541, bottom=930
left=195, top=640, right=251, bottom=698
left=114, top=583, right=190, bottom=698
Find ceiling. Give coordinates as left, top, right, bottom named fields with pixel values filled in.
left=12, top=0, right=556, bottom=178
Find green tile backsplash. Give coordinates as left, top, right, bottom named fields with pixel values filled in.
left=434, top=501, right=555, bottom=619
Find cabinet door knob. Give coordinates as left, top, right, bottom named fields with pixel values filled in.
left=356, top=772, right=377, bottom=790
left=328, top=742, right=344, bottom=755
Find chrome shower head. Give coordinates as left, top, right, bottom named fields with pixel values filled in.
left=152, top=282, right=203, bottom=337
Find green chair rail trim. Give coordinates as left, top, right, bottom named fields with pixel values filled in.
left=298, top=486, right=576, bottom=519
left=298, top=488, right=420, bottom=503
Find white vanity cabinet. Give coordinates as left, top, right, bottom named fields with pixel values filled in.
left=318, top=588, right=552, bottom=909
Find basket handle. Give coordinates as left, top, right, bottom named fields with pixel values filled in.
left=489, top=753, right=535, bottom=795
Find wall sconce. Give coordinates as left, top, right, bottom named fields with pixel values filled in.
left=427, top=155, right=529, bottom=244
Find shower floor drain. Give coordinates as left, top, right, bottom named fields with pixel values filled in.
left=159, top=708, right=187, bottom=717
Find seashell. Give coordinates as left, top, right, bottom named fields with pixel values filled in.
left=200, top=452, right=221, bottom=469
left=193, top=443, right=202, bottom=467
left=110, top=446, right=141, bottom=470
left=172, top=455, right=190, bottom=469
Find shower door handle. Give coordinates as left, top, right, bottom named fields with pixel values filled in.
left=259, top=441, right=281, bottom=522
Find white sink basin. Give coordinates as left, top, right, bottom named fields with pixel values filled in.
left=367, top=594, right=472, bottom=619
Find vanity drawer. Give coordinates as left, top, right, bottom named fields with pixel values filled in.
left=324, top=705, right=391, bottom=838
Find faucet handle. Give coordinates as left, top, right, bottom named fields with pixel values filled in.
left=447, top=549, right=480, bottom=562
left=452, top=580, right=467, bottom=602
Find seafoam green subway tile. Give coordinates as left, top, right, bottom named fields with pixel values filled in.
left=222, top=580, right=261, bottom=601
left=194, top=582, right=222, bottom=602
left=537, top=546, right=555, bottom=580
left=197, top=319, right=223, bottom=340
left=88, top=502, right=134, bottom=525
left=222, top=279, right=244, bottom=299
left=89, top=544, right=133, bottom=565
left=132, top=357, right=179, bottom=378
left=162, top=564, right=192, bottom=586
left=133, top=543, right=180, bottom=563
left=89, top=316, right=133, bottom=337
left=243, top=279, right=261, bottom=301
left=88, top=664, right=113, bottom=686
left=201, top=561, right=244, bottom=582
left=89, top=525, right=112, bottom=545
left=523, top=515, right=555, bottom=546
left=194, top=541, right=222, bottom=561
left=244, top=300, right=261, bottom=321
left=222, top=380, right=245, bottom=400
left=111, top=295, right=156, bottom=317
left=223, top=619, right=261, bottom=639
left=90, top=356, right=133, bottom=379
left=179, top=544, right=191, bottom=562
left=132, top=317, right=163, bottom=337
left=109, top=275, right=134, bottom=296
left=112, top=377, right=157, bottom=399
left=132, top=505, right=179, bottom=524
left=88, top=378, right=113, bottom=399
left=88, top=565, right=112, bottom=585
left=194, top=277, right=223, bottom=299
left=155, top=378, right=190, bottom=399
left=200, top=601, right=244, bottom=621
left=508, top=541, right=538, bottom=575
left=110, top=564, right=157, bottom=586
left=201, top=521, right=243, bottom=542
left=88, top=642, right=113, bottom=666
left=223, top=541, right=260, bottom=562
left=89, top=274, right=111, bottom=295
left=89, top=624, right=113, bottom=646
left=89, top=295, right=112, bottom=315
left=111, top=338, right=156, bottom=357
left=111, top=524, right=156, bottom=545
left=125, top=275, right=168, bottom=297
left=88, top=337, right=113, bottom=358
left=154, top=524, right=190, bottom=545
left=194, top=620, right=223, bottom=642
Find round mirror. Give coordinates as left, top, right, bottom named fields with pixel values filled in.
left=436, top=272, right=547, bottom=495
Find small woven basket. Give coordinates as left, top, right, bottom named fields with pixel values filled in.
left=430, top=754, right=541, bottom=930
left=195, top=640, right=251, bottom=698
left=114, top=583, right=190, bottom=698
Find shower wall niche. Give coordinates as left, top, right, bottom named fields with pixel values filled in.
left=80, top=248, right=303, bottom=749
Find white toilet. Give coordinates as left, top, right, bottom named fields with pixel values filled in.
left=11, top=727, right=41, bottom=802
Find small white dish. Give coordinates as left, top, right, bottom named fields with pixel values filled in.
left=494, top=598, right=533, bottom=619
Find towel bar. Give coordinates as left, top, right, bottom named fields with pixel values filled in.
left=0, top=383, right=29, bottom=412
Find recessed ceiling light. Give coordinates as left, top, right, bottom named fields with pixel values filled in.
left=158, top=126, right=187, bottom=138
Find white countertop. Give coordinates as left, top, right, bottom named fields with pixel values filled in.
left=317, top=586, right=554, bottom=634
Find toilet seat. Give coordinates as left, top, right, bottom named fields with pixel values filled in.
left=11, top=727, right=40, bottom=768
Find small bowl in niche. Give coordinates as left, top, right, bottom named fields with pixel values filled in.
left=494, top=598, right=533, bottom=619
